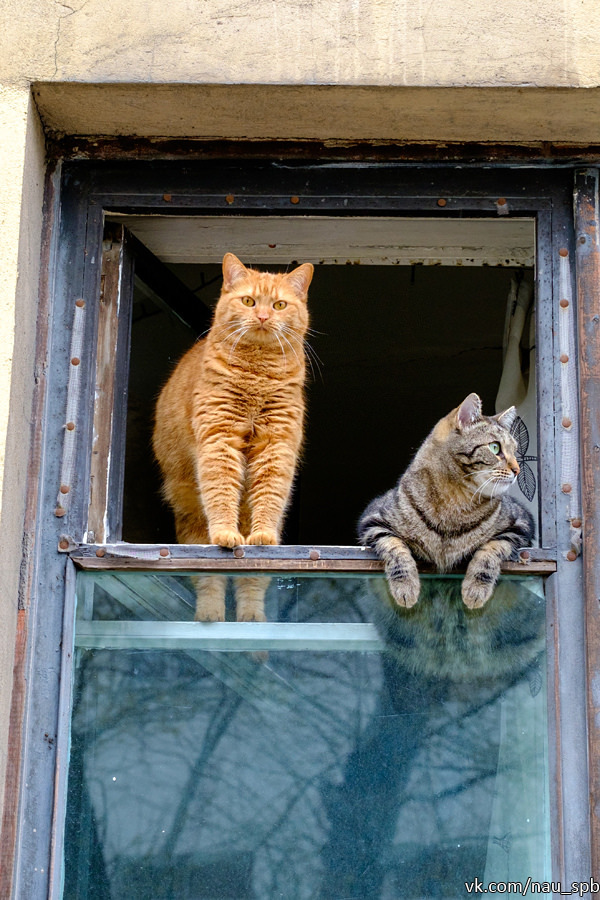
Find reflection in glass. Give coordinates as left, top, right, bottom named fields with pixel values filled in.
left=64, top=572, right=549, bottom=899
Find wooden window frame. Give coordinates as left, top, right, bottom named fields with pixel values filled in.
left=4, top=158, right=596, bottom=898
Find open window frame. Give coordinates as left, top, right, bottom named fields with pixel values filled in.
left=8, top=160, right=596, bottom=898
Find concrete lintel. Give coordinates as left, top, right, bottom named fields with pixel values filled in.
left=32, top=82, right=600, bottom=144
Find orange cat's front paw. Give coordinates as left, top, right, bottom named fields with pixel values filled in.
left=246, top=529, right=278, bottom=546
left=210, top=527, right=245, bottom=548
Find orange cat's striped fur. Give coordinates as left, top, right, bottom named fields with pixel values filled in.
left=153, top=253, right=313, bottom=621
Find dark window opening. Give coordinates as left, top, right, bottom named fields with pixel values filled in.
left=121, top=247, right=535, bottom=546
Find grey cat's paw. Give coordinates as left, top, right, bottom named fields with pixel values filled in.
left=387, top=567, right=421, bottom=608
left=461, top=566, right=498, bottom=609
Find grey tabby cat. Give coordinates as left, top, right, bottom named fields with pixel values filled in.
left=358, top=393, right=534, bottom=610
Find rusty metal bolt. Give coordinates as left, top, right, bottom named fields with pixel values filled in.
left=290, top=196, right=300, bottom=205
left=562, top=483, right=572, bottom=494
left=66, top=421, right=75, bottom=431
left=559, top=248, right=569, bottom=258
left=572, top=518, right=582, bottom=529
left=96, top=548, right=106, bottom=558
left=562, top=417, right=572, bottom=429
left=71, top=357, right=80, bottom=366
left=233, top=547, right=245, bottom=558
left=437, top=198, right=447, bottom=207
left=225, top=194, right=235, bottom=204
left=518, top=550, right=531, bottom=563
left=497, top=198, right=507, bottom=206
left=560, top=353, right=569, bottom=363
left=54, top=506, right=66, bottom=518
left=567, top=550, right=577, bottom=562
left=59, top=539, right=70, bottom=551
left=75, top=299, right=85, bottom=308
left=309, top=549, right=321, bottom=561
left=579, top=236, right=586, bottom=244
left=59, top=484, right=70, bottom=494
left=159, top=548, right=169, bottom=558
left=163, top=193, right=172, bottom=202
left=560, top=299, right=569, bottom=309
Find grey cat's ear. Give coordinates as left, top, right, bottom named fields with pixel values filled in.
left=494, top=406, right=517, bottom=431
left=222, top=252, right=249, bottom=288
left=284, top=263, right=314, bottom=298
left=456, top=393, right=483, bottom=430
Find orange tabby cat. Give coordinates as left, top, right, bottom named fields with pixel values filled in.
left=153, top=252, right=313, bottom=621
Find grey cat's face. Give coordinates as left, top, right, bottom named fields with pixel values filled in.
left=444, top=393, right=520, bottom=501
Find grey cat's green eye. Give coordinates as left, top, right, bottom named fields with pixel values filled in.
left=241, top=296, right=256, bottom=307
left=489, top=441, right=501, bottom=455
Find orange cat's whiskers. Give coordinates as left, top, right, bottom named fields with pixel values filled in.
left=228, top=325, right=251, bottom=360
left=280, top=324, right=322, bottom=381
left=272, top=330, right=288, bottom=370
left=276, top=328, right=301, bottom=369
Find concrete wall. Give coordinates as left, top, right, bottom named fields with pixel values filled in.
left=2, top=0, right=600, bottom=871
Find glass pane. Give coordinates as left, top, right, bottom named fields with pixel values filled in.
left=64, top=571, right=550, bottom=899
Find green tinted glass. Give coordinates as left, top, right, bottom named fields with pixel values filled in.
left=64, top=571, right=550, bottom=898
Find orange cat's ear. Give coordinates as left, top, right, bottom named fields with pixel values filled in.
left=222, top=253, right=249, bottom=288
left=284, top=263, right=314, bottom=298
left=455, top=393, right=482, bottom=430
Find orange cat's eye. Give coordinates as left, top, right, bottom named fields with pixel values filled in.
left=273, top=300, right=287, bottom=310
left=241, top=296, right=256, bottom=307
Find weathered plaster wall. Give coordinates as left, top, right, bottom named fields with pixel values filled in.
left=2, top=0, right=600, bottom=89
left=0, top=85, right=45, bottom=828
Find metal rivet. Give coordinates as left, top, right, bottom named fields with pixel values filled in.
left=560, top=299, right=569, bottom=309
left=437, top=198, right=447, bottom=207
left=572, top=518, right=582, bottom=529
left=75, top=299, right=85, bottom=308
left=71, top=357, right=80, bottom=366
left=560, top=353, right=569, bottom=363
left=567, top=550, right=577, bottom=562
left=559, top=248, right=569, bottom=257
left=562, top=483, right=572, bottom=494
left=579, top=236, right=586, bottom=244
left=225, top=194, right=235, bottom=204
left=96, top=548, right=106, bottom=558
left=58, top=539, right=70, bottom=550
left=497, top=198, right=507, bottom=206
left=54, top=506, right=66, bottom=518
left=59, top=484, right=70, bottom=494
left=309, top=549, right=321, bottom=561
left=66, top=422, right=75, bottom=431
left=233, top=547, right=245, bottom=558
left=290, top=196, right=300, bottom=205
left=519, top=550, right=531, bottom=562
left=159, top=548, right=169, bottom=558
left=562, top=417, right=572, bottom=428
left=163, top=193, right=172, bottom=202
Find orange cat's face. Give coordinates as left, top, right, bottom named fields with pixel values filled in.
left=212, top=253, right=313, bottom=352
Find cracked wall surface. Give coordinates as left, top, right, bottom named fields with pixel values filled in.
left=1, top=0, right=600, bottom=88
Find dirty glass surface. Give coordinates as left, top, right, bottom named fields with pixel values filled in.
left=63, top=571, right=550, bottom=899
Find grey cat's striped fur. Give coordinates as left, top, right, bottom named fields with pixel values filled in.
left=358, top=393, right=534, bottom=609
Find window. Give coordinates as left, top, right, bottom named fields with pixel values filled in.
left=13, top=161, right=590, bottom=898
